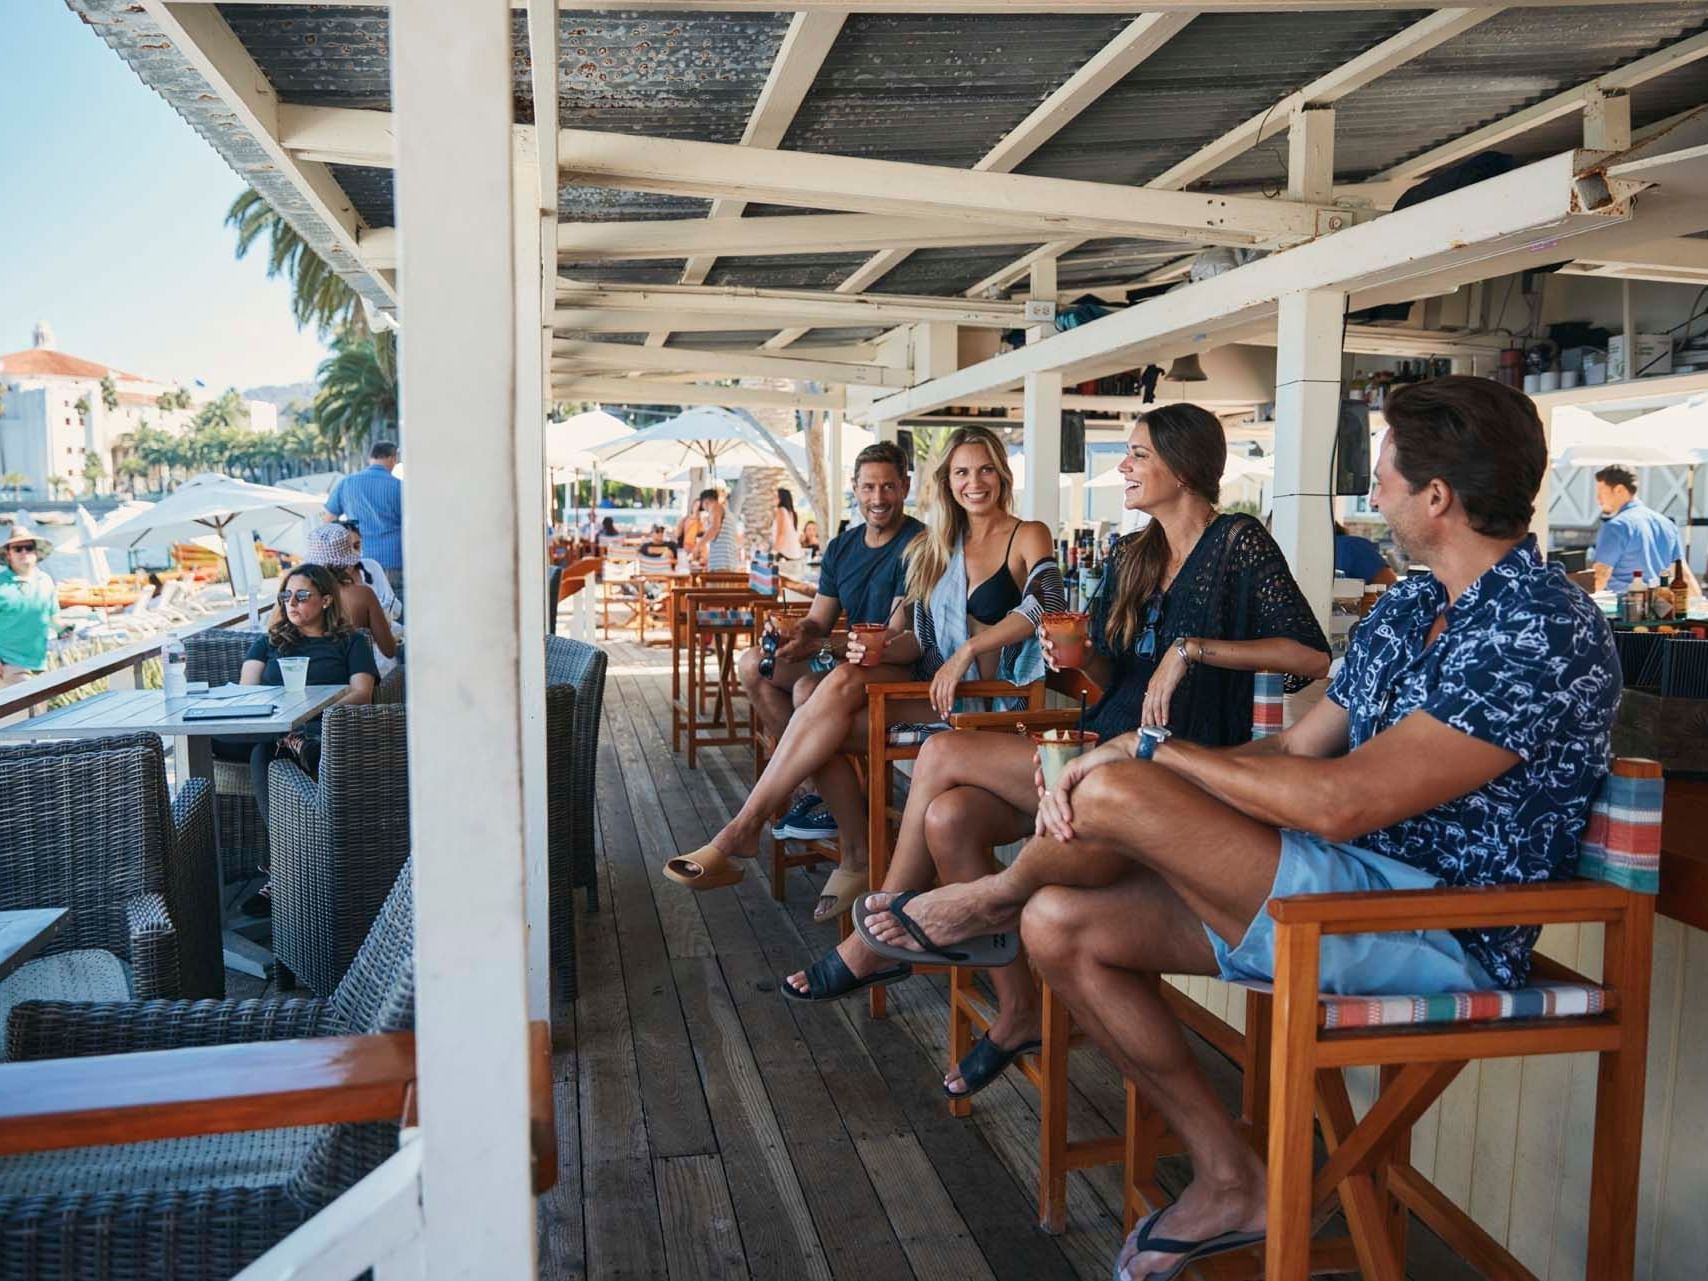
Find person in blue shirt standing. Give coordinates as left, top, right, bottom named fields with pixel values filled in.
left=325, top=441, right=405, bottom=599
left=1591, top=464, right=1701, bottom=597
left=847, top=377, right=1620, bottom=1281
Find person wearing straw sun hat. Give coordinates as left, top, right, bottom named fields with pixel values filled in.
left=0, top=520, right=65, bottom=688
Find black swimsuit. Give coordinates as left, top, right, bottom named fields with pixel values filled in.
left=966, top=523, right=1023, bottom=625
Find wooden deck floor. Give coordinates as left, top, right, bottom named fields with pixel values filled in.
left=536, top=639, right=1477, bottom=1281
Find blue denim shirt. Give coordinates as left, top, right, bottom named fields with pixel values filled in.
left=326, top=465, right=404, bottom=571
left=1326, top=537, right=1620, bottom=987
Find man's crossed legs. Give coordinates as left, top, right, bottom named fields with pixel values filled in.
left=860, top=759, right=1282, bottom=1280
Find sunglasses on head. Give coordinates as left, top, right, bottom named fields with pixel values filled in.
left=278, top=588, right=320, bottom=604
left=8, top=542, right=37, bottom=555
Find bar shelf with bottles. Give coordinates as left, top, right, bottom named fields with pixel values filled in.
left=1609, top=560, right=1708, bottom=776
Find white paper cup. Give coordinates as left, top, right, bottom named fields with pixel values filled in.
left=278, top=656, right=310, bottom=693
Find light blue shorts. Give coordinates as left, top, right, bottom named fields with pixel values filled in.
left=1205, top=830, right=1496, bottom=996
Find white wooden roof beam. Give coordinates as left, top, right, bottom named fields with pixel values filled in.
left=553, top=338, right=912, bottom=387
left=550, top=378, right=843, bottom=409
left=559, top=214, right=1075, bottom=260
left=863, top=150, right=1639, bottom=421
left=553, top=283, right=1022, bottom=329
left=140, top=2, right=395, bottom=305
left=966, top=6, right=1502, bottom=299
left=765, top=12, right=1194, bottom=350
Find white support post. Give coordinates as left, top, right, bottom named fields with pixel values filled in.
left=1287, top=106, right=1335, bottom=204
left=877, top=420, right=900, bottom=446
left=514, top=184, right=550, bottom=1023
left=912, top=322, right=959, bottom=383
left=1271, top=289, right=1345, bottom=631
left=1023, top=260, right=1061, bottom=532
left=827, top=412, right=845, bottom=521
left=1530, top=402, right=1554, bottom=555
left=393, top=1, right=537, bottom=1276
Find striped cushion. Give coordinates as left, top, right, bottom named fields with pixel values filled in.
left=887, top=721, right=951, bottom=746
left=1312, top=980, right=1611, bottom=1029
left=696, top=608, right=754, bottom=627
left=1577, top=770, right=1663, bottom=894
left=1251, top=672, right=1284, bottom=739
left=749, top=557, right=778, bottom=596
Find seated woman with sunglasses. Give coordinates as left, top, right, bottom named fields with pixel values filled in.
left=784, top=405, right=1330, bottom=1100
left=212, top=563, right=378, bottom=914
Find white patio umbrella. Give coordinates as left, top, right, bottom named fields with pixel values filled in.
left=548, top=408, right=628, bottom=470
left=91, top=473, right=326, bottom=594
left=783, top=422, right=876, bottom=470
left=275, top=472, right=344, bottom=497
left=592, top=405, right=810, bottom=497
left=1087, top=452, right=1274, bottom=489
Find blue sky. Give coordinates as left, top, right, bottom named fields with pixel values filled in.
left=0, top=4, right=332, bottom=392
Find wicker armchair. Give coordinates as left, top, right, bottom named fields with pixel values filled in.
left=0, top=862, right=416, bottom=1281
left=0, top=734, right=219, bottom=1002
left=184, top=627, right=405, bottom=886
left=267, top=704, right=410, bottom=996
left=546, top=634, right=607, bottom=914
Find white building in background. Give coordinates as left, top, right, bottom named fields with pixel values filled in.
left=0, top=321, right=277, bottom=499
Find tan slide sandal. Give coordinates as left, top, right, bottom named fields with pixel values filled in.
left=664, top=845, right=745, bottom=890
left=812, top=866, right=869, bottom=921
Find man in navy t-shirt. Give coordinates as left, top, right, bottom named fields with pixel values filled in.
left=851, top=378, right=1620, bottom=1281
left=734, top=441, right=922, bottom=865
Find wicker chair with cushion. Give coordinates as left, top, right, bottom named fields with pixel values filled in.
left=545, top=635, right=607, bottom=921
left=0, top=735, right=218, bottom=1009
left=184, top=628, right=405, bottom=886
left=0, top=861, right=416, bottom=1281
left=267, top=704, right=410, bottom=996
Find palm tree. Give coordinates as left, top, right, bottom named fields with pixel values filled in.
left=315, top=329, right=397, bottom=461
left=2, top=472, right=26, bottom=501
left=80, top=450, right=105, bottom=497
left=47, top=475, right=70, bottom=501
left=114, top=456, right=149, bottom=496
left=156, top=387, right=192, bottom=414
left=99, top=374, right=119, bottom=415
left=227, top=188, right=365, bottom=340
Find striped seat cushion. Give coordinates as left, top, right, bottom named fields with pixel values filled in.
left=1310, top=980, right=1611, bottom=1029
left=749, top=558, right=778, bottom=596
left=887, top=721, right=951, bottom=746
left=696, top=608, right=754, bottom=627
left=1251, top=672, right=1284, bottom=739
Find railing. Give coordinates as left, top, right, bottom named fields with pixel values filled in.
left=0, top=600, right=273, bottom=726
left=232, top=1141, right=427, bottom=1281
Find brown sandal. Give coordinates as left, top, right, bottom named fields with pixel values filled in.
left=663, top=844, right=745, bottom=890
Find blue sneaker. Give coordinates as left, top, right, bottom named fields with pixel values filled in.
left=771, top=793, right=823, bottom=840
left=776, top=806, right=838, bottom=842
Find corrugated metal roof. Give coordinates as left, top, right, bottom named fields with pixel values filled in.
left=78, top=0, right=1708, bottom=334
left=1017, top=9, right=1429, bottom=185
left=780, top=15, right=1133, bottom=170
left=1209, top=3, right=1708, bottom=187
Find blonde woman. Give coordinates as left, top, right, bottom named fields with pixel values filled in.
left=666, top=425, right=1062, bottom=923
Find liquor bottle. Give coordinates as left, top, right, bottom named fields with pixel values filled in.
left=1671, top=559, right=1689, bottom=596
left=1063, top=545, right=1081, bottom=612
left=1625, top=570, right=1648, bottom=623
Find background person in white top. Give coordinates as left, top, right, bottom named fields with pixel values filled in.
left=772, top=487, right=804, bottom=560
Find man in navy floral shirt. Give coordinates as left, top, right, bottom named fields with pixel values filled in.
left=852, top=378, right=1619, bottom=1280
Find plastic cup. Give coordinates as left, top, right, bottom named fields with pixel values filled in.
left=849, top=623, right=887, bottom=667
left=1030, top=728, right=1099, bottom=791
left=1041, top=611, right=1091, bottom=669
left=278, top=656, right=310, bottom=694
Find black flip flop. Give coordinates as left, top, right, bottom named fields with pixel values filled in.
left=780, top=947, right=912, bottom=1004
left=1113, top=1206, right=1267, bottom=1281
left=943, top=1033, right=1042, bottom=1100
left=853, top=891, right=1022, bottom=968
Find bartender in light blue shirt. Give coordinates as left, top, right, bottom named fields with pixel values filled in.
left=325, top=441, right=405, bottom=593
left=1590, top=465, right=1701, bottom=597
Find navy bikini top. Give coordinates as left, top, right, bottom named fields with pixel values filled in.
left=966, top=523, right=1023, bottom=625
